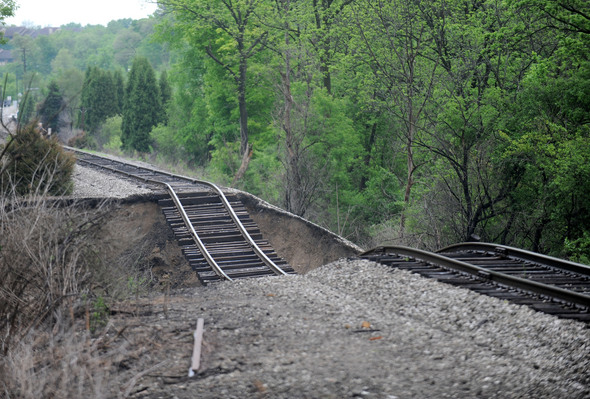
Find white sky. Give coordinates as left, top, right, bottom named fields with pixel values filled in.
left=5, top=0, right=158, bottom=27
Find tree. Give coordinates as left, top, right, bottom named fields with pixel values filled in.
left=1, top=123, right=75, bottom=196
left=0, top=0, right=16, bottom=44
left=309, top=0, right=355, bottom=94
left=113, top=30, right=142, bottom=69
left=521, top=0, right=590, bottom=35
left=50, top=49, right=76, bottom=75
left=113, top=69, right=125, bottom=114
left=349, top=0, right=439, bottom=237
left=10, top=34, right=34, bottom=77
left=159, top=69, right=171, bottom=124
left=38, top=81, right=64, bottom=133
left=496, top=0, right=590, bottom=257
left=79, top=67, right=118, bottom=133
left=121, top=56, right=161, bottom=152
left=405, top=0, right=549, bottom=244
left=268, top=0, right=329, bottom=216
left=158, top=0, right=269, bottom=161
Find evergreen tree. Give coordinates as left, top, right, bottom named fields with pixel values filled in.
left=38, top=81, right=64, bottom=134
left=79, top=67, right=118, bottom=133
left=1, top=123, right=75, bottom=196
left=159, top=70, right=172, bottom=124
left=121, top=57, right=161, bottom=152
left=113, top=69, right=125, bottom=115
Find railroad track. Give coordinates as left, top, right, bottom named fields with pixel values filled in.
left=66, top=147, right=295, bottom=284
left=66, top=148, right=590, bottom=321
left=361, top=244, right=590, bottom=322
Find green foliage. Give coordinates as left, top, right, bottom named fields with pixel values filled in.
left=113, top=69, right=125, bottom=114
left=158, top=70, right=171, bottom=124
left=38, top=81, right=64, bottom=133
left=4, top=0, right=588, bottom=256
left=0, top=0, right=14, bottom=43
left=1, top=123, right=75, bottom=196
left=150, top=0, right=590, bottom=254
left=0, top=0, right=15, bottom=21
left=151, top=123, right=182, bottom=160
left=565, top=232, right=590, bottom=265
left=97, top=115, right=123, bottom=150
left=500, top=57, right=590, bottom=255
left=89, top=295, right=109, bottom=332
left=121, top=57, right=161, bottom=153
left=79, top=67, right=119, bottom=133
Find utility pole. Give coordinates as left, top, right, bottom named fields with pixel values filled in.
left=21, top=48, right=27, bottom=74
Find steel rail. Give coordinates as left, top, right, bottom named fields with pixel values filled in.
left=163, top=181, right=233, bottom=281
left=361, top=245, right=590, bottom=309
left=72, top=153, right=232, bottom=281
left=67, top=146, right=288, bottom=278
left=438, top=242, right=590, bottom=276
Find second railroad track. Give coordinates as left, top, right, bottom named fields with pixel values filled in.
left=361, top=244, right=590, bottom=323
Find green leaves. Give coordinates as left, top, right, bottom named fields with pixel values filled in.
left=121, top=57, right=161, bottom=153
left=38, top=81, right=64, bottom=133
left=151, top=0, right=590, bottom=255
left=79, top=67, right=121, bottom=134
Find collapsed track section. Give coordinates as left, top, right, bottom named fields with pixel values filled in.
left=361, top=244, right=590, bottom=322
left=67, top=147, right=295, bottom=284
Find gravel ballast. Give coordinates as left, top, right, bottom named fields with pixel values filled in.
left=113, top=259, right=589, bottom=399
left=72, top=164, right=155, bottom=198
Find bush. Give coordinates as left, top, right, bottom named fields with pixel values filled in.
left=2, top=326, right=114, bottom=398
left=100, top=115, right=123, bottom=151
left=0, top=194, right=103, bottom=353
left=1, top=122, right=75, bottom=196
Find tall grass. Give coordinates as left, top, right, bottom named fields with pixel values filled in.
left=0, top=125, right=153, bottom=397
left=0, top=181, right=104, bottom=354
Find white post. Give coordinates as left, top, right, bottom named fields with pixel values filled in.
left=188, top=318, right=205, bottom=377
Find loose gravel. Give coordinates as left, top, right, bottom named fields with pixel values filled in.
left=124, top=259, right=589, bottom=399
left=72, top=164, right=155, bottom=198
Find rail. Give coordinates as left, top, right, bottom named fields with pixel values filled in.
left=361, top=245, right=590, bottom=309
left=66, top=146, right=288, bottom=280
left=438, top=242, right=590, bottom=276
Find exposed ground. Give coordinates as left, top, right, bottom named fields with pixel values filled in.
left=86, top=191, right=361, bottom=291
left=11, top=260, right=586, bottom=399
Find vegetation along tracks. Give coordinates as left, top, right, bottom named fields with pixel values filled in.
left=361, top=244, right=590, bottom=323
left=66, top=146, right=295, bottom=284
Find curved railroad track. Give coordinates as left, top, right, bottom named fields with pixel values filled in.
left=66, top=148, right=590, bottom=321
left=66, top=146, right=295, bottom=284
left=361, top=244, right=590, bottom=323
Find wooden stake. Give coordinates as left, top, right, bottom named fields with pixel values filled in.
left=188, top=318, right=204, bottom=377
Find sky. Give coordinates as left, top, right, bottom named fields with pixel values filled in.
left=4, top=0, right=158, bottom=27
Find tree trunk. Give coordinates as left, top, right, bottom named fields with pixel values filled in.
left=238, top=57, right=249, bottom=156
left=233, top=143, right=253, bottom=185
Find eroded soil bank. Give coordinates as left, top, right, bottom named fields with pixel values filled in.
left=91, top=191, right=362, bottom=290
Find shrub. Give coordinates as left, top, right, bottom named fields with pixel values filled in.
left=1, top=122, right=75, bottom=196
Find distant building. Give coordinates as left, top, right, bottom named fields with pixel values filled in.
left=0, top=26, right=61, bottom=65
left=1, top=26, right=60, bottom=39
left=0, top=49, right=12, bottom=65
